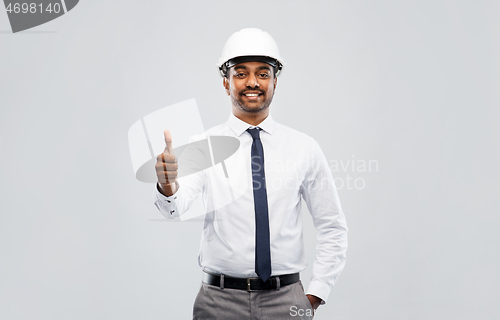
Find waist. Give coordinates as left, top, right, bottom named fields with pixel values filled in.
left=202, top=270, right=300, bottom=291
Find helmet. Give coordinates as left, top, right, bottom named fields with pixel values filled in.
left=217, top=28, right=285, bottom=77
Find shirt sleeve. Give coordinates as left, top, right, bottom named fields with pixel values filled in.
left=153, top=183, right=180, bottom=219
left=300, top=139, right=348, bottom=304
left=153, top=169, right=206, bottom=219
left=153, top=133, right=208, bottom=219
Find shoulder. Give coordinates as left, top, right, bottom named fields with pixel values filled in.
left=188, top=122, right=228, bottom=142
left=205, top=122, right=229, bottom=136
left=273, top=121, right=327, bottom=167
left=274, top=121, right=319, bottom=147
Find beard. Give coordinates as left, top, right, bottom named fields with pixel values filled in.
left=231, top=89, right=274, bottom=113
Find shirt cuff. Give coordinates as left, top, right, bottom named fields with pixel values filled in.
left=305, top=279, right=331, bottom=305
left=154, top=183, right=179, bottom=218
left=156, top=183, right=178, bottom=200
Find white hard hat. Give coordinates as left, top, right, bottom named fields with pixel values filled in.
left=217, top=28, right=285, bottom=77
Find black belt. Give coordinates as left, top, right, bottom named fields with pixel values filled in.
left=202, top=270, right=300, bottom=291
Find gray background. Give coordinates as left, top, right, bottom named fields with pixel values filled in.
left=1, top=0, right=499, bottom=319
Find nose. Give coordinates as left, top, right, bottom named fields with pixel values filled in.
left=245, top=73, right=259, bottom=88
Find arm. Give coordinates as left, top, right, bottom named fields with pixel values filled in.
left=153, top=130, right=205, bottom=219
left=300, top=139, right=348, bottom=305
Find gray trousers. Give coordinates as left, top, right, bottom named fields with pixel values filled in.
left=193, top=280, right=314, bottom=320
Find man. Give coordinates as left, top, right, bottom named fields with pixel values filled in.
left=154, top=28, right=348, bottom=319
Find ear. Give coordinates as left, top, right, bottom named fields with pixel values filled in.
left=273, top=76, right=277, bottom=89
left=223, top=77, right=230, bottom=95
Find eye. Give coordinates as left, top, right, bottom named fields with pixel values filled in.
left=235, top=72, right=246, bottom=78
left=259, top=73, right=270, bottom=78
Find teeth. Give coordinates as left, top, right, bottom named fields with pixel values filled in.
left=245, top=93, right=259, bottom=97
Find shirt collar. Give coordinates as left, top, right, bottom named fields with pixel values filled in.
left=228, top=113, right=275, bottom=136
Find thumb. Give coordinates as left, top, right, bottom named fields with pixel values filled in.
left=163, top=129, right=174, bottom=155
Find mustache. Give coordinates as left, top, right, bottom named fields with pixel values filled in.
left=239, top=89, right=265, bottom=95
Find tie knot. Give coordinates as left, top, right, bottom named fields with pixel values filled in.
left=247, top=127, right=261, bottom=140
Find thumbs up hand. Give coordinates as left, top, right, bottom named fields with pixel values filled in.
left=156, top=129, right=179, bottom=196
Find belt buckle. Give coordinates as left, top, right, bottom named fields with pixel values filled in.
left=247, top=278, right=259, bottom=292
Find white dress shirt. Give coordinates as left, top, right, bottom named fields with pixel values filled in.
left=153, top=113, right=348, bottom=303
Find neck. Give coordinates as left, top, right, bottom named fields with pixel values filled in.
left=232, top=108, right=269, bottom=126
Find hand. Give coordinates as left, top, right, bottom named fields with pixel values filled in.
left=306, top=294, right=322, bottom=314
left=156, top=129, right=178, bottom=196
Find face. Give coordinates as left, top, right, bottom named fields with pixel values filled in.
left=223, top=61, right=277, bottom=114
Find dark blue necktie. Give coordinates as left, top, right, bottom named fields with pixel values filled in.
left=247, top=127, right=272, bottom=282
